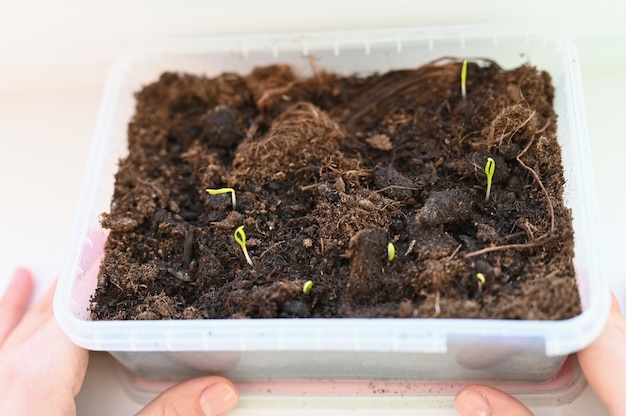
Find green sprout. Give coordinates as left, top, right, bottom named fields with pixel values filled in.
left=233, top=225, right=253, bottom=267
left=484, top=157, right=496, bottom=201
left=387, top=242, right=396, bottom=262
left=476, top=272, right=486, bottom=285
left=461, top=59, right=468, bottom=99
left=303, top=280, right=313, bottom=295
left=206, top=187, right=236, bottom=210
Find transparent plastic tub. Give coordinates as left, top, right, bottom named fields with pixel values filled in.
left=54, top=23, right=609, bottom=383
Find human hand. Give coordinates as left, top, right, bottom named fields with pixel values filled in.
left=577, top=293, right=626, bottom=416
left=0, top=267, right=89, bottom=415
left=0, top=268, right=239, bottom=415
left=454, top=293, right=626, bottom=416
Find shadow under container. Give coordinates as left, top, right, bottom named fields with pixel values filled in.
left=54, top=23, right=609, bottom=383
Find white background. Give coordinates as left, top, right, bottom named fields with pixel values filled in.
left=1, top=1, right=625, bottom=414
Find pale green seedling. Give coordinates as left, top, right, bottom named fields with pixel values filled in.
left=387, top=242, right=396, bottom=262
left=303, top=280, right=313, bottom=295
left=484, top=157, right=496, bottom=201
left=476, top=272, right=486, bottom=285
left=234, top=225, right=253, bottom=266
left=206, top=187, right=236, bottom=210
left=461, top=59, right=468, bottom=99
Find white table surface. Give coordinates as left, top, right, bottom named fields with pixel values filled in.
left=1, top=1, right=625, bottom=414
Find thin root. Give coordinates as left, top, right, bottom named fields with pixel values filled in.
left=516, top=136, right=555, bottom=233
left=447, top=244, right=462, bottom=260
left=259, top=241, right=286, bottom=259
left=374, top=185, right=421, bottom=193
left=464, top=233, right=556, bottom=258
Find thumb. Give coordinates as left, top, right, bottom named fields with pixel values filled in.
left=455, top=384, right=534, bottom=416
left=136, top=376, right=238, bottom=416
left=577, top=293, right=626, bottom=416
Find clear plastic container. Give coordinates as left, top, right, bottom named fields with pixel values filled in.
left=54, top=23, right=609, bottom=382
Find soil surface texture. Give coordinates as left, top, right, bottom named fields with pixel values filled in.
left=91, top=59, right=581, bottom=321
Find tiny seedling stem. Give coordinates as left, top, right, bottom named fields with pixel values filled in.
left=461, top=59, right=468, bottom=99
left=476, top=272, right=486, bottom=291
left=206, top=187, right=236, bottom=210
left=234, top=225, right=253, bottom=267
left=484, top=157, right=496, bottom=201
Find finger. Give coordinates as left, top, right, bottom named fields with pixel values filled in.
left=455, top=384, right=534, bottom=416
left=0, top=268, right=34, bottom=347
left=137, top=376, right=238, bottom=416
left=20, top=317, right=89, bottom=396
left=2, top=279, right=56, bottom=350
left=0, top=316, right=89, bottom=413
left=577, top=293, right=626, bottom=416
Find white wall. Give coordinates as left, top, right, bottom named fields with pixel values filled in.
left=1, top=0, right=625, bottom=92
left=1, top=0, right=625, bottom=302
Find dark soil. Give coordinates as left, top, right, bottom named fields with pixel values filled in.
left=91, top=59, right=581, bottom=321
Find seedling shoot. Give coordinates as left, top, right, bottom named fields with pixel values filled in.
left=387, top=242, right=396, bottom=262
left=461, top=59, right=468, bottom=99
left=303, top=280, right=313, bottom=295
left=206, top=187, right=236, bottom=210
left=234, top=225, right=253, bottom=267
left=484, top=157, right=496, bottom=201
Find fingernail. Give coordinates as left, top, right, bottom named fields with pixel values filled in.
left=9, top=268, right=33, bottom=291
left=455, top=389, right=491, bottom=416
left=11, top=268, right=30, bottom=284
left=200, top=382, right=238, bottom=416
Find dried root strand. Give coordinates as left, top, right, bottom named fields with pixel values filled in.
left=464, top=232, right=557, bottom=258
left=516, top=134, right=555, bottom=233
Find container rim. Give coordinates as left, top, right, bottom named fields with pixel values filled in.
left=54, top=22, right=611, bottom=357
